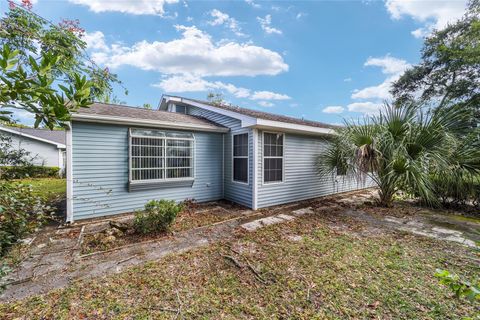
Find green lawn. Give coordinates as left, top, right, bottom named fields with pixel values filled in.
left=0, top=211, right=478, bottom=319
left=16, top=178, right=66, bottom=202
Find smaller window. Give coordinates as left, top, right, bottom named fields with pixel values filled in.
left=263, top=132, right=284, bottom=183
left=233, top=133, right=248, bottom=183
left=175, top=105, right=186, bottom=114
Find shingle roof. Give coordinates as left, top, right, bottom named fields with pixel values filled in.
left=75, top=102, right=227, bottom=130
left=0, top=125, right=66, bottom=145
left=173, top=96, right=338, bottom=129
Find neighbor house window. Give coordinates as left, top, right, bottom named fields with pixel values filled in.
left=263, top=132, right=284, bottom=183
left=175, top=105, right=186, bottom=114
left=233, top=133, right=248, bottom=183
left=129, top=129, right=194, bottom=183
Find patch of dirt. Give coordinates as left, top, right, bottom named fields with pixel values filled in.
left=80, top=202, right=251, bottom=255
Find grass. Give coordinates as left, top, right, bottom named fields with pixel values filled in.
left=1, top=210, right=478, bottom=319
left=16, top=178, right=66, bottom=202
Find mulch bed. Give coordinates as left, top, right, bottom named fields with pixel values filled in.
left=80, top=201, right=249, bottom=255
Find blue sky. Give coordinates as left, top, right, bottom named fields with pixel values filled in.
left=3, top=0, right=469, bottom=125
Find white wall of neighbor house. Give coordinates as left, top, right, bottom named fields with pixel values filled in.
left=4, top=133, right=63, bottom=168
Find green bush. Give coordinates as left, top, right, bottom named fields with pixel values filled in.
left=0, top=181, right=53, bottom=257
left=0, top=166, right=60, bottom=179
left=432, top=174, right=480, bottom=207
left=133, top=200, right=183, bottom=235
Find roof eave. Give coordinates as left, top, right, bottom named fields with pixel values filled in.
left=71, top=114, right=230, bottom=133
left=161, top=96, right=335, bottom=136
left=0, top=126, right=65, bottom=148
left=249, top=119, right=335, bottom=136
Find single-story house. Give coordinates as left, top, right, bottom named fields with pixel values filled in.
left=66, top=95, right=368, bottom=222
left=0, top=125, right=66, bottom=173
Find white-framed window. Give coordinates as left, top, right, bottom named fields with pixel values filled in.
left=263, top=132, right=284, bottom=183
left=129, top=128, right=194, bottom=183
left=233, top=133, right=249, bottom=183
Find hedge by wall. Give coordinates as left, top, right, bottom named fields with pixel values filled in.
left=0, top=166, right=60, bottom=179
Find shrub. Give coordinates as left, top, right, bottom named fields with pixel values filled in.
left=133, top=200, right=183, bottom=234
left=0, top=166, right=60, bottom=179
left=0, top=181, right=53, bottom=257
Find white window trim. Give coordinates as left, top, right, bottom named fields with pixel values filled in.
left=262, top=131, right=285, bottom=185
left=128, top=128, right=195, bottom=184
left=232, top=131, right=249, bottom=185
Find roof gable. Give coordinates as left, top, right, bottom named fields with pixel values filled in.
left=160, top=95, right=337, bottom=135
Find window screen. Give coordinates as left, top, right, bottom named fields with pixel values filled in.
left=263, top=132, right=283, bottom=183
left=130, top=129, right=194, bottom=182
left=233, top=133, right=248, bottom=183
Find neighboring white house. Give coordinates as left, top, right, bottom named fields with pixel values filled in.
left=0, top=125, right=66, bottom=173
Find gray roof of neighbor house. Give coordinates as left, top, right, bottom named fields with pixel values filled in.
left=163, top=96, right=338, bottom=130
left=73, top=102, right=228, bottom=131
left=0, top=125, right=66, bottom=145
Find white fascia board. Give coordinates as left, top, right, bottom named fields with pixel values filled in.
left=161, top=95, right=335, bottom=136
left=252, top=119, right=335, bottom=136
left=0, top=126, right=66, bottom=148
left=71, top=114, right=230, bottom=133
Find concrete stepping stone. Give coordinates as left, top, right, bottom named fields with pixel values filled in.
left=291, top=207, right=314, bottom=216
left=241, top=214, right=296, bottom=232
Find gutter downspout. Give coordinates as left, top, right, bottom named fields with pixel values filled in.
left=66, top=122, right=74, bottom=223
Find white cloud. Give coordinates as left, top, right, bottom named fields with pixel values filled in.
left=257, top=15, right=282, bottom=35
left=351, top=55, right=410, bottom=100
left=364, top=55, right=411, bottom=75
left=296, top=12, right=307, bottom=20
left=207, top=9, right=245, bottom=37
left=343, top=77, right=352, bottom=82
left=347, top=102, right=382, bottom=114
left=322, top=106, right=345, bottom=114
left=258, top=101, right=274, bottom=107
left=90, top=25, right=288, bottom=77
left=385, top=0, right=468, bottom=38
left=245, top=0, right=261, bottom=9
left=83, top=31, right=109, bottom=51
left=69, top=0, right=179, bottom=15
left=154, top=75, right=289, bottom=101
left=154, top=75, right=251, bottom=98
left=250, top=91, right=290, bottom=100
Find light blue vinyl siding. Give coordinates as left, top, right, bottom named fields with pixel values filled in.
left=72, top=122, right=224, bottom=220
left=188, top=106, right=253, bottom=208
left=257, top=131, right=369, bottom=208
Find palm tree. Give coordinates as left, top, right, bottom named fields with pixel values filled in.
left=316, top=102, right=474, bottom=207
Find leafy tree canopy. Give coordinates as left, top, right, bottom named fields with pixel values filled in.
left=0, top=0, right=126, bottom=128
left=391, top=0, right=480, bottom=123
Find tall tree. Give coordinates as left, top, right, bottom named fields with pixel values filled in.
left=391, top=0, right=480, bottom=124
left=0, top=0, right=125, bottom=128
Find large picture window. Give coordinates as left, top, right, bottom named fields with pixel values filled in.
left=129, top=129, right=194, bottom=183
left=263, top=132, right=284, bottom=183
left=233, top=133, right=248, bottom=183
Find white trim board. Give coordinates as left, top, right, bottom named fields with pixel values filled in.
left=0, top=126, right=66, bottom=148
left=160, top=96, right=335, bottom=136
left=66, top=122, right=74, bottom=223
